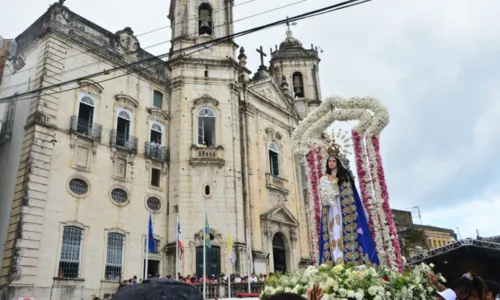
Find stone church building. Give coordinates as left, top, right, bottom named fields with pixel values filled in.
left=0, top=0, right=323, bottom=298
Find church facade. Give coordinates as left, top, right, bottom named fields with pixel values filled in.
left=0, top=1, right=323, bottom=298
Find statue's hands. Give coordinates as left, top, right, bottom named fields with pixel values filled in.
left=307, top=283, right=323, bottom=300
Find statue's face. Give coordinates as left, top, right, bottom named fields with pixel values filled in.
left=328, top=157, right=337, bottom=170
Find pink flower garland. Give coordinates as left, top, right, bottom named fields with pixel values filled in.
left=306, top=147, right=321, bottom=264
left=371, top=135, right=404, bottom=272
left=351, top=130, right=376, bottom=239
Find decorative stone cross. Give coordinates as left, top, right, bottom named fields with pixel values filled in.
left=256, top=46, right=267, bottom=67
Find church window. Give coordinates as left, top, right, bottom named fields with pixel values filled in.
left=105, top=232, right=125, bottom=281
left=292, top=72, right=305, bottom=98
left=269, top=141, right=280, bottom=176
left=196, top=245, right=220, bottom=276
left=59, top=226, right=83, bottom=279
left=151, top=168, right=161, bottom=187
left=75, top=93, right=96, bottom=136
left=146, top=196, right=162, bottom=212
left=153, top=90, right=163, bottom=109
left=115, top=109, right=133, bottom=148
left=197, top=107, right=216, bottom=147
left=198, top=3, right=213, bottom=35
left=204, top=185, right=211, bottom=196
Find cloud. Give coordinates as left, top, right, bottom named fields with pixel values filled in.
left=2, top=0, right=499, bottom=238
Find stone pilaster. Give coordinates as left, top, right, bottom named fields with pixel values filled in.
left=0, top=33, right=67, bottom=286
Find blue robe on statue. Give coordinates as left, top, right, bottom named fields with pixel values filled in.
left=318, top=176, right=379, bottom=266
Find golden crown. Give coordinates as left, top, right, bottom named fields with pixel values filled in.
left=325, top=129, right=352, bottom=158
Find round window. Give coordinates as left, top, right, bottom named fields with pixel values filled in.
left=111, top=188, right=128, bottom=204
left=68, top=178, right=89, bottom=195
left=146, top=197, right=161, bottom=212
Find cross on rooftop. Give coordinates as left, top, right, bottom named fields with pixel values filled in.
left=256, top=46, right=267, bottom=67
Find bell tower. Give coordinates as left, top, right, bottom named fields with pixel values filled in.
left=166, top=0, right=245, bottom=276
left=168, top=0, right=236, bottom=60
left=270, top=25, right=322, bottom=110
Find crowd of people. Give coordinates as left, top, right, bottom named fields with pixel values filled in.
left=117, top=272, right=268, bottom=290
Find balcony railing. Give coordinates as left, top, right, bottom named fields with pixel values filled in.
left=193, top=282, right=264, bottom=299
left=265, top=173, right=289, bottom=195
left=110, top=130, right=138, bottom=153
left=0, top=120, right=13, bottom=142
left=69, top=116, right=102, bottom=140
left=189, top=145, right=225, bottom=167
left=144, top=142, right=169, bottom=162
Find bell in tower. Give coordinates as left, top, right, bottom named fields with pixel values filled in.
left=292, top=72, right=305, bottom=98
left=198, top=4, right=213, bottom=35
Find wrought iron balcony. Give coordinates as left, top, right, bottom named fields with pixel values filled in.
left=265, top=173, right=289, bottom=195
left=109, top=130, right=138, bottom=153
left=0, top=120, right=13, bottom=143
left=144, top=142, right=169, bottom=162
left=69, top=116, right=102, bottom=140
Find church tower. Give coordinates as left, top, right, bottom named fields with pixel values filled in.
left=166, top=0, right=245, bottom=276
left=270, top=25, right=322, bottom=116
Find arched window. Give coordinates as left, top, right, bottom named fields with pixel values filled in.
left=269, top=141, right=280, bottom=176
left=59, top=226, right=84, bottom=279
left=76, top=93, right=96, bottom=135
left=150, top=122, right=163, bottom=144
left=115, top=109, right=133, bottom=147
left=198, top=107, right=216, bottom=147
left=198, top=3, right=213, bottom=35
left=292, top=72, right=304, bottom=98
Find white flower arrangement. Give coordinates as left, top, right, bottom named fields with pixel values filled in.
left=263, top=263, right=445, bottom=300
left=291, top=96, right=403, bottom=270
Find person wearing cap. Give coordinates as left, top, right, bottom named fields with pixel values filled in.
left=438, top=289, right=457, bottom=300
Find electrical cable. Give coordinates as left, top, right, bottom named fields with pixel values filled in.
left=0, top=0, right=306, bottom=93
left=0, top=0, right=372, bottom=104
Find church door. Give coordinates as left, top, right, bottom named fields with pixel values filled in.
left=272, top=234, right=287, bottom=274
left=196, top=246, right=221, bottom=277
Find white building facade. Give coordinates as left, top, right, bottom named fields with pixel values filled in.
left=0, top=1, right=323, bottom=299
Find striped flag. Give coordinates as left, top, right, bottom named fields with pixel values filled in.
left=177, top=216, right=184, bottom=259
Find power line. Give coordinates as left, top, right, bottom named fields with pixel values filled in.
left=0, top=0, right=306, bottom=93
left=0, top=0, right=258, bottom=81
left=0, top=0, right=372, bottom=104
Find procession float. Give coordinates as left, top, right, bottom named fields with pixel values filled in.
left=262, top=97, right=446, bottom=299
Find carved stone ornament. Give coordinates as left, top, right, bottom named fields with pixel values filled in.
left=115, top=27, right=140, bottom=53
left=261, top=204, right=299, bottom=243
left=193, top=94, right=220, bottom=109
left=147, top=107, right=169, bottom=122
left=189, top=145, right=225, bottom=168
left=115, top=93, right=139, bottom=109
left=78, top=78, right=104, bottom=94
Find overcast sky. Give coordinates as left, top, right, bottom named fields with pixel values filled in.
left=2, top=0, right=500, bottom=239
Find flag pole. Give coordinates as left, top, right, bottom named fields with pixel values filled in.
left=175, top=215, right=179, bottom=281
left=227, top=223, right=231, bottom=300
left=203, top=197, right=207, bottom=300
left=246, top=228, right=251, bottom=294
left=144, top=215, right=149, bottom=280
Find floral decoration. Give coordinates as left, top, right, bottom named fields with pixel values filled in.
left=262, top=263, right=446, bottom=300
left=292, top=96, right=403, bottom=271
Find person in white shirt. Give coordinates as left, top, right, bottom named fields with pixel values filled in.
left=249, top=273, right=258, bottom=283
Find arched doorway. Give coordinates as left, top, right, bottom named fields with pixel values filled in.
left=272, top=234, right=287, bottom=273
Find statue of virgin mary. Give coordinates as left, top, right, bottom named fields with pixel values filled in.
left=317, top=143, right=379, bottom=266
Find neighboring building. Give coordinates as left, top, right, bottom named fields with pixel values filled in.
left=0, top=1, right=322, bottom=299
left=399, top=224, right=456, bottom=258
left=391, top=209, right=413, bottom=232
